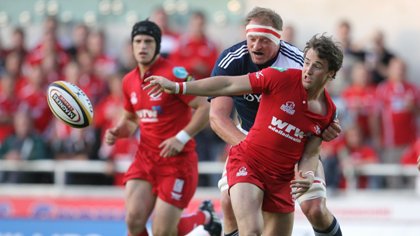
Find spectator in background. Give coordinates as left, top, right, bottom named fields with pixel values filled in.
left=0, top=74, right=18, bottom=145
left=73, top=52, right=107, bottom=105
left=333, top=19, right=365, bottom=96
left=365, top=29, right=395, bottom=85
left=372, top=57, right=420, bottom=188
left=66, top=23, right=90, bottom=60
left=0, top=109, right=51, bottom=183
left=341, top=62, right=377, bottom=142
left=170, top=10, right=219, bottom=80
left=150, top=6, right=180, bottom=58
left=338, top=125, right=382, bottom=189
left=3, top=52, right=27, bottom=93
left=282, top=24, right=296, bottom=45
left=117, top=39, right=137, bottom=74
left=6, top=27, right=28, bottom=60
left=169, top=10, right=223, bottom=187
left=86, top=29, right=117, bottom=80
left=17, top=64, right=52, bottom=136
left=27, top=16, right=69, bottom=72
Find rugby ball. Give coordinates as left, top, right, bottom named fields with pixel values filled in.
left=47, top=81, right=94, bottom=128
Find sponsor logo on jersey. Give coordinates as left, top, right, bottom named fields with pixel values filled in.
left=268, top=116, right=305, bottom=143
left=149, top=92, right=162, bottom=101
left=130, top=92, right=138, bottom=105
left=171, top=178, right=184, bottom=201
left=280, top=101, right=295, bottom=115
left=243, top=94, right=261, bottom=102
left=173, top=67, right=188, bottom=79
left=236, top=166, right=248, bottom=177
left=136, top=109, right=158, bottom=122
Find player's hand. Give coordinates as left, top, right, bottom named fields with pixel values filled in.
left=159, top=137, right=185, bottom=158
left=290, top=170, right=315, bottom=200
left=104, top=127, right=119, bottom=145
left=144, top=75, right=177, bottom=97
left=321, top=119, right=341, bottom=141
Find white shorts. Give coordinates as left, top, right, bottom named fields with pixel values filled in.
left=217, top=160, right=229, bottom=192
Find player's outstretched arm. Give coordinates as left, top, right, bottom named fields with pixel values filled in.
left=144, top=74, right=253, bottom=97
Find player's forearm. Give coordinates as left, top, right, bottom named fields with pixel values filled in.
left=298, top=137, right=322, bottom=174
left=210, top=115, right=246, bottom=146
left=115, top=112, right=138, bottom=138
left=185, top=75, right=252, bottom=96
left=182, top=102, right=210, bottom=138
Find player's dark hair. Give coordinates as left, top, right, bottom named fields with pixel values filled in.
left=245, top=7, right=283, bottom=31
left=304, top=34, right=343, bottom=79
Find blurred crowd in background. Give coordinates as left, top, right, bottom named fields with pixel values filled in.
left=0, top=5, right=419, bottom=191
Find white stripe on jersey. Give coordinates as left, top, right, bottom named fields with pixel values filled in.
left=218, top=45, right=248, bottom=68
left=221, top=51, right=249, bottom=69
left=279, top=41, right=304, bottom=65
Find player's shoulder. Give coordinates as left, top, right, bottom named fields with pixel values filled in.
left=157, top=57, right=194, bottom=82
left=216, top=40, right=249, bottom=69
left=266, top=66, right=301, bottom=75
left=279, top=40, right=304, bottom=65
left=123, top=67, right=139, bottom=81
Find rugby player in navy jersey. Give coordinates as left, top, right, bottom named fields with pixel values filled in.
left=209, top=7, right=342, bottom=236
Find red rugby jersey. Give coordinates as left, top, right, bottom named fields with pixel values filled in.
left=122, top=57, right=196, bottom=153
left=240, top=67, right=336, bottom=177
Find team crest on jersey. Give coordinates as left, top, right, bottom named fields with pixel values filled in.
left=130, top=92, right=138, bottom=104
left=236, top=166, right=248, bottom=177
left=280, top=101, right=295, bottom=115
left=271, top=66, right=287, bottom=72
left=255, top=71, right=264, bottom=79
left=314, top=125, right=321, bottom=135
left=173, top=67, right=188, bottom=79
left=149, top=92, right=162, bottom=101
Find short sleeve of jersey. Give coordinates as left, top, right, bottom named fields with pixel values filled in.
left=248, top=67, right=299, bottom=94
left=122, top=74, right=135, bottom=113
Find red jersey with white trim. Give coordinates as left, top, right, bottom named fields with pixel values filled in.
left=375, top=80, right=419, bottom=146
left=341, top=85, right=376, bottom=138
left=243, top=67, right=336, bottom=176
left=122, top=57, right=196, bottom=153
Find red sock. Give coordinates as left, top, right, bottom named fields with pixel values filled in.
left=129, top=229, right=149, bottom=236
left=177, top=210, right=206, bottom=236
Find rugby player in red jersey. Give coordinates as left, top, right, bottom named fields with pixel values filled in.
left=104, top=19, right=221, bottom=236
left=145, top=34, right=344, bottom=236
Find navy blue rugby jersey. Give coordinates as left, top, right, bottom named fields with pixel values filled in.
left=210, top=40, right=304, bottom=131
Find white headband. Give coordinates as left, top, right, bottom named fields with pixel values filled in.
left=245, top=24, right=282, bottom=45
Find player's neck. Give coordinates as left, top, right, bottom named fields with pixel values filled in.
left=137, top=56, right=159, bottom=77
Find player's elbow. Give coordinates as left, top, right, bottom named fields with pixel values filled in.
left=209, top=111, right=223, bottom=133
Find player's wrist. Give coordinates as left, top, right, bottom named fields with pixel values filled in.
left=175, top=82, right=187, bottom=94
left=175, top=130, right=191, bottom=144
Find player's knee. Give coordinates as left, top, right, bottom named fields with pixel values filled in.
left=125, top=210, right=147, bottom=233
left=300, top=200, right=327, bottom=222
left=152, top=226, right=176, bottom=236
